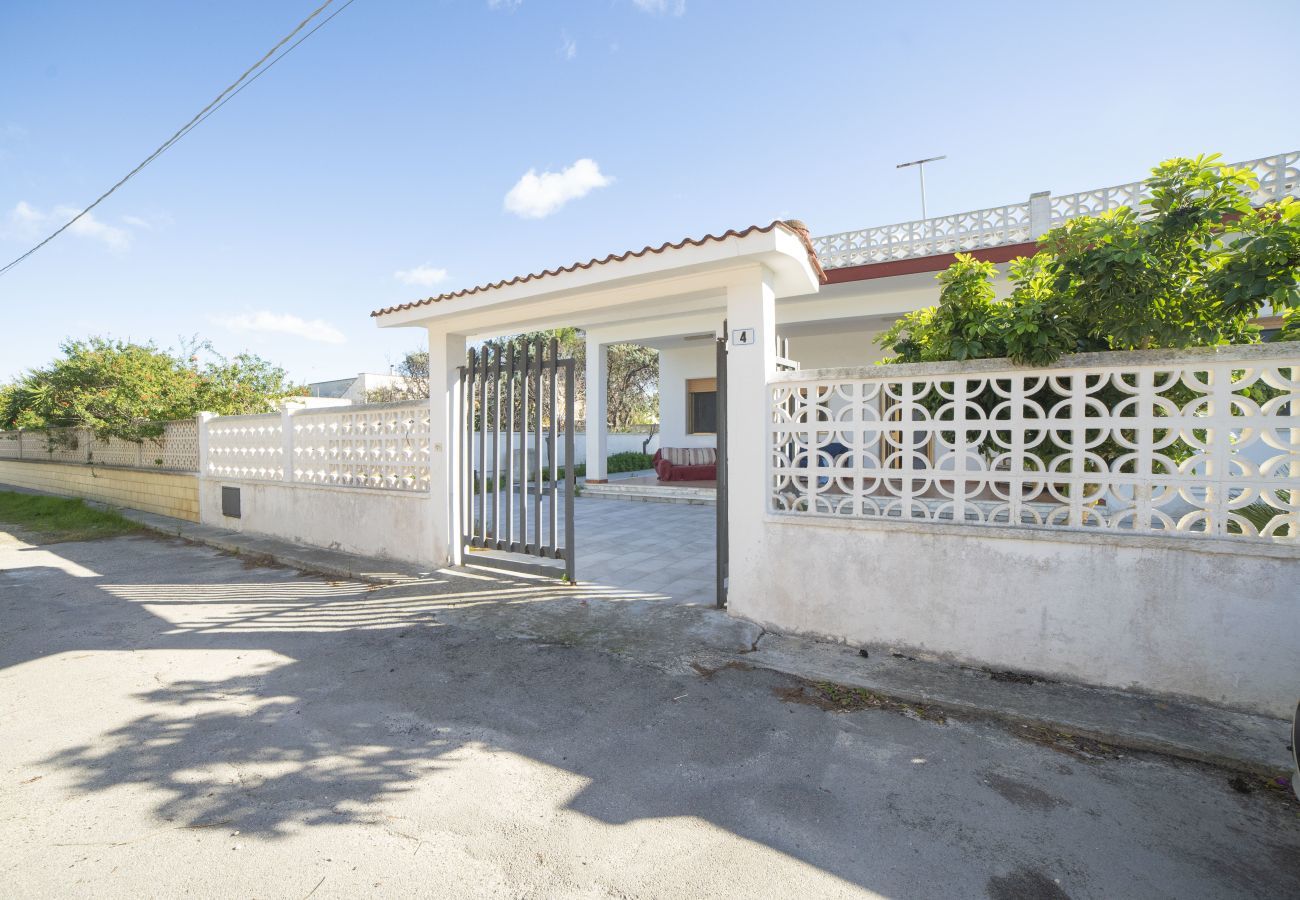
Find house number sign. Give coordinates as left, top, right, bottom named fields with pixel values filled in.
left=732, top=328, right=756, bottom=347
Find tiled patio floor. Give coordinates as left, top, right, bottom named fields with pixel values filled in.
left=468, top=490, right=716, bottom=605
left=573, top=496, right=716, bottom=605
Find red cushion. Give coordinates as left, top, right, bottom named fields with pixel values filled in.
left=658, top=461, right=716, bottom=482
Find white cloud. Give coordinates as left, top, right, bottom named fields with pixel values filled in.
left=504, top=158, right=613, bottom=219
left=560, top=32, right=577, bottom=60
left=5, top=201, right=134, bottom=251
left=394, top=264, right=449, bottom=288
left=487, top=0, right=522, bottom=9
left=632, top=0, right=685, bottom=15
left=213, top=311, right=347, bottom=345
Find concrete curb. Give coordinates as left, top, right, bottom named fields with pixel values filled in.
left=110, top=507, right=429, bottom=586
left=742, top=633, right=1294, bottom=779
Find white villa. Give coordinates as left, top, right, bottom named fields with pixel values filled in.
left=373, top=152, right=1298, bottom=491
left=7, top=151, right=1295, bottom=717
left=352, top=151, right=1298, bottom=716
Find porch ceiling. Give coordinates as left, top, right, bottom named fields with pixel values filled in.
left=371, top=221, right=823, bottom=338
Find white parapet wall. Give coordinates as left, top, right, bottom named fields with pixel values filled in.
left=732, top=343, right=1300, bottom=716
left=738, top=518, right=1297, bottom=717
left=197, top=401, right=659, bottom=568
left=200, top=402, right=437, bottom=566
left=198, top=478, right=434, bottom=567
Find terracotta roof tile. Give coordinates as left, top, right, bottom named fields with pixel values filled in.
left=371, top=220, right=825, bottom=318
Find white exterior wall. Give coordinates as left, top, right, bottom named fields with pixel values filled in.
left=657, top=344, right=718, bottom=450
left=785, top=326, right=888, bottom=369
left=735, top=519, right=1299, bottom=718
left=345, top=373, right=405, bottom=403
left=467, top=431, right=657, bottom=473
left=199, top=479, right=436, bottom=567
left=654, top=328, right=887, bottom=452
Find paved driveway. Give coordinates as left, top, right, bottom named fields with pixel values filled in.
left=575, top=496, right=715, bottom=604
left=1, top=528, right=1297, bottom=899
left=473, top=493, right=716, bottom=604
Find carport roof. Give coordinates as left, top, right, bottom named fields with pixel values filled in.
left=370, top=220, right=825, bottom=318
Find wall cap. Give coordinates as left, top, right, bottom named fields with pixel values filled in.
left=766, top=512, right=1300, bottom=561
left=770, top=341, right=1300, bottom=383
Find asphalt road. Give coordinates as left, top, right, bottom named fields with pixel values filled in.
left=1, top=528, right=1297, bottom=899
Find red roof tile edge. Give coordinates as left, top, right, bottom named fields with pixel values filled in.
left=371, top=220, right=826, bottom=318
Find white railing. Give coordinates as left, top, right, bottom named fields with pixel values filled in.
left=812, top=151, right=1300, bottom=269
left=769, top=344, right=1300, bottom=542
left=0, top=418, right=200, bottom=471
left=202, top=402, right=431, bottom=491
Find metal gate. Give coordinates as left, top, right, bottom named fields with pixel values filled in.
left=460, top=337, right=576, bottom=582
left=715, top=328, right=728, bottom=609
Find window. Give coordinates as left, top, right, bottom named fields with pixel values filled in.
left=687, top=377, right=717, bottom=435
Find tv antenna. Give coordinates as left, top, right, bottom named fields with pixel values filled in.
left=897, top=155, right=946, bottom=219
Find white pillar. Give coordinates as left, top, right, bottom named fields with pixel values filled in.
left=724, top=267, right=777, bottom=611
left=280, top=406, right=295, bottom=483
left=196, top=412, right=216, bottom=478
left=428, top=328, right=467, bottom=567
left=585, top=338, right=609, bottom=482
left=1028, top=190, right=1052, bottom=238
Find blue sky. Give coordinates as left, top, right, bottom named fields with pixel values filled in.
left=2, top=0, right=1296, bottom=383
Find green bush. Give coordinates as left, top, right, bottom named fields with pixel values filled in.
left=470, top=451, right=654, bottom=493
left=607, top=451, right=654, bottom=473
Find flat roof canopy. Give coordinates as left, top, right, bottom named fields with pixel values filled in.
left=371, top=221, right=824, bottom=340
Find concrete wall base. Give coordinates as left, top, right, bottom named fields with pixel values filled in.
left=0, top=459, right=199, bottom=522
left=732, top=516, right=1300, bottom=718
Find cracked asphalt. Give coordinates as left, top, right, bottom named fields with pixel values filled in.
left=2, top=528, right=1297, bottom=899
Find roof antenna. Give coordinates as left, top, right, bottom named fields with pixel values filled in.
left=897, top=155, right=946, bottom=219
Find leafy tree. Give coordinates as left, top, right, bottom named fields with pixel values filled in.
left=365, top=349, right=430, bottom=403
left=1, top=337, right=303, bottom=442
left=878, top=155, right=1300, bottom=366
left=377, top=329, right=660, bottom=430
left=196, top=350, right=304, bottom=415
left=873, top=156, right=1300, bottom=475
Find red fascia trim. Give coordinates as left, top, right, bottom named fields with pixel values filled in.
left=824, top=241, right=1038, bottom=285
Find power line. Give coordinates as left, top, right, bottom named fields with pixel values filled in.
left=0, top=0, right=358, bottom=278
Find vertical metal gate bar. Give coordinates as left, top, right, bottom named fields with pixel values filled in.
left=460, top=361, right=470, bottom=547
left=504, top=343, right=516, bottom=550
left=532, top=337, right=543, bottom=554
left=470, top=348, right=480, bottom=545
left=564, top=358, right=576, bottom=583
left=491, top=343, right=501, bottom=548
left=547, top=336, right=559, bottom=557
left=476, top=347, right=484, bottom=546
left=715, top=327, right=728, bottom=609
left=517, top=340, right=528, bottom=554
left=476, top=349, right=486, bottom=546
left=456, top=339, right=578, bottom=578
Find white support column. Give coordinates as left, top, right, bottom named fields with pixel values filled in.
left=724, top=267, right=777, bottom=612
left=280, top=406, right=295, bottom=483
left=585, top=337, right=609, bottom=482
left=196, top=412, right=216, bottom=478
left=428, top=328, right=467, bottom=567
left=1028, top=190, right=1052, bottom=238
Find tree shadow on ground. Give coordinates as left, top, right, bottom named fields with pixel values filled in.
left=7, top=532, right=1300, bottom=897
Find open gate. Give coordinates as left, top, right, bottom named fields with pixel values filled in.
left=460, top=337, right=577, bottom=582
left=715, top=327, right=728, bottom=609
